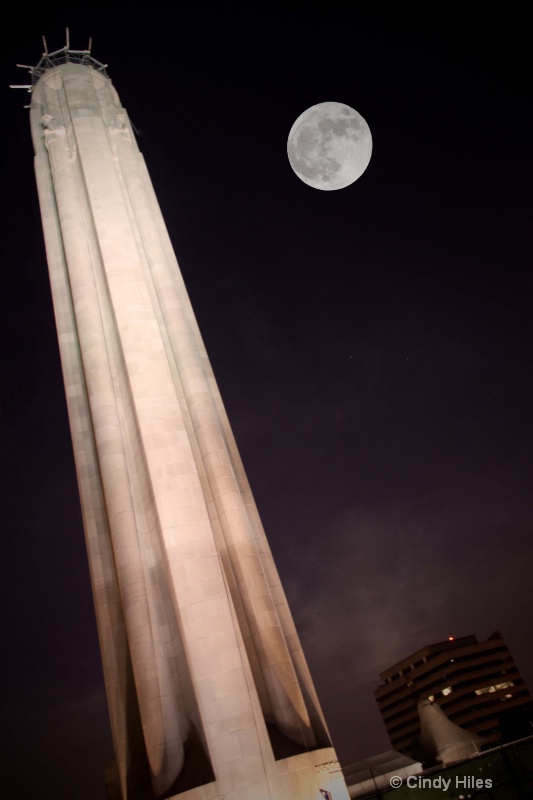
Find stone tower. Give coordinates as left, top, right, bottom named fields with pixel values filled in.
left=18, top=37, right=348, bottom=800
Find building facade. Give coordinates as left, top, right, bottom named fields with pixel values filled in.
left=374, top=631, right=532, bottom=757
left=21, top=40, right=349, bottom=800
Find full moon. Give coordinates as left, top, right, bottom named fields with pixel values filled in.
left=287, top=101, right=372, bottom=190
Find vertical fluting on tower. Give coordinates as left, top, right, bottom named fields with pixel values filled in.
left=27, top=55, right=346, bottom=800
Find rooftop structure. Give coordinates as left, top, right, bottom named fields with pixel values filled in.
left=11, top=30, right=108, bottom=95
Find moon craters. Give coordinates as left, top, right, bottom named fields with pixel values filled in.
left=287, top=101, right=372, bottom=190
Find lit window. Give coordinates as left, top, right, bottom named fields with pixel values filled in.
left=442, top=686, right=453, bottom=696
left=475, top=681, right=514, bottom=696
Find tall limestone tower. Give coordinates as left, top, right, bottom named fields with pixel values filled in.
left=17, top=36, right=349, bottom=800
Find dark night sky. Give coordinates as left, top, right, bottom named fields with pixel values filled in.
left=3, top=4, right=532, bottom=798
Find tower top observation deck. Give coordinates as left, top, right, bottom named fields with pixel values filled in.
left=11, top=28, right=108, bottom=93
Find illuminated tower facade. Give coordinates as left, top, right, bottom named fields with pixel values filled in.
left=19, top=39, right=349, bottom=800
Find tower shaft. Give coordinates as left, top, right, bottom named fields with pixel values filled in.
left=29, top=59, right=348, bottom=800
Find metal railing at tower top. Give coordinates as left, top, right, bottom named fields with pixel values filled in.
left=10, top=28, right=108, bottom=93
